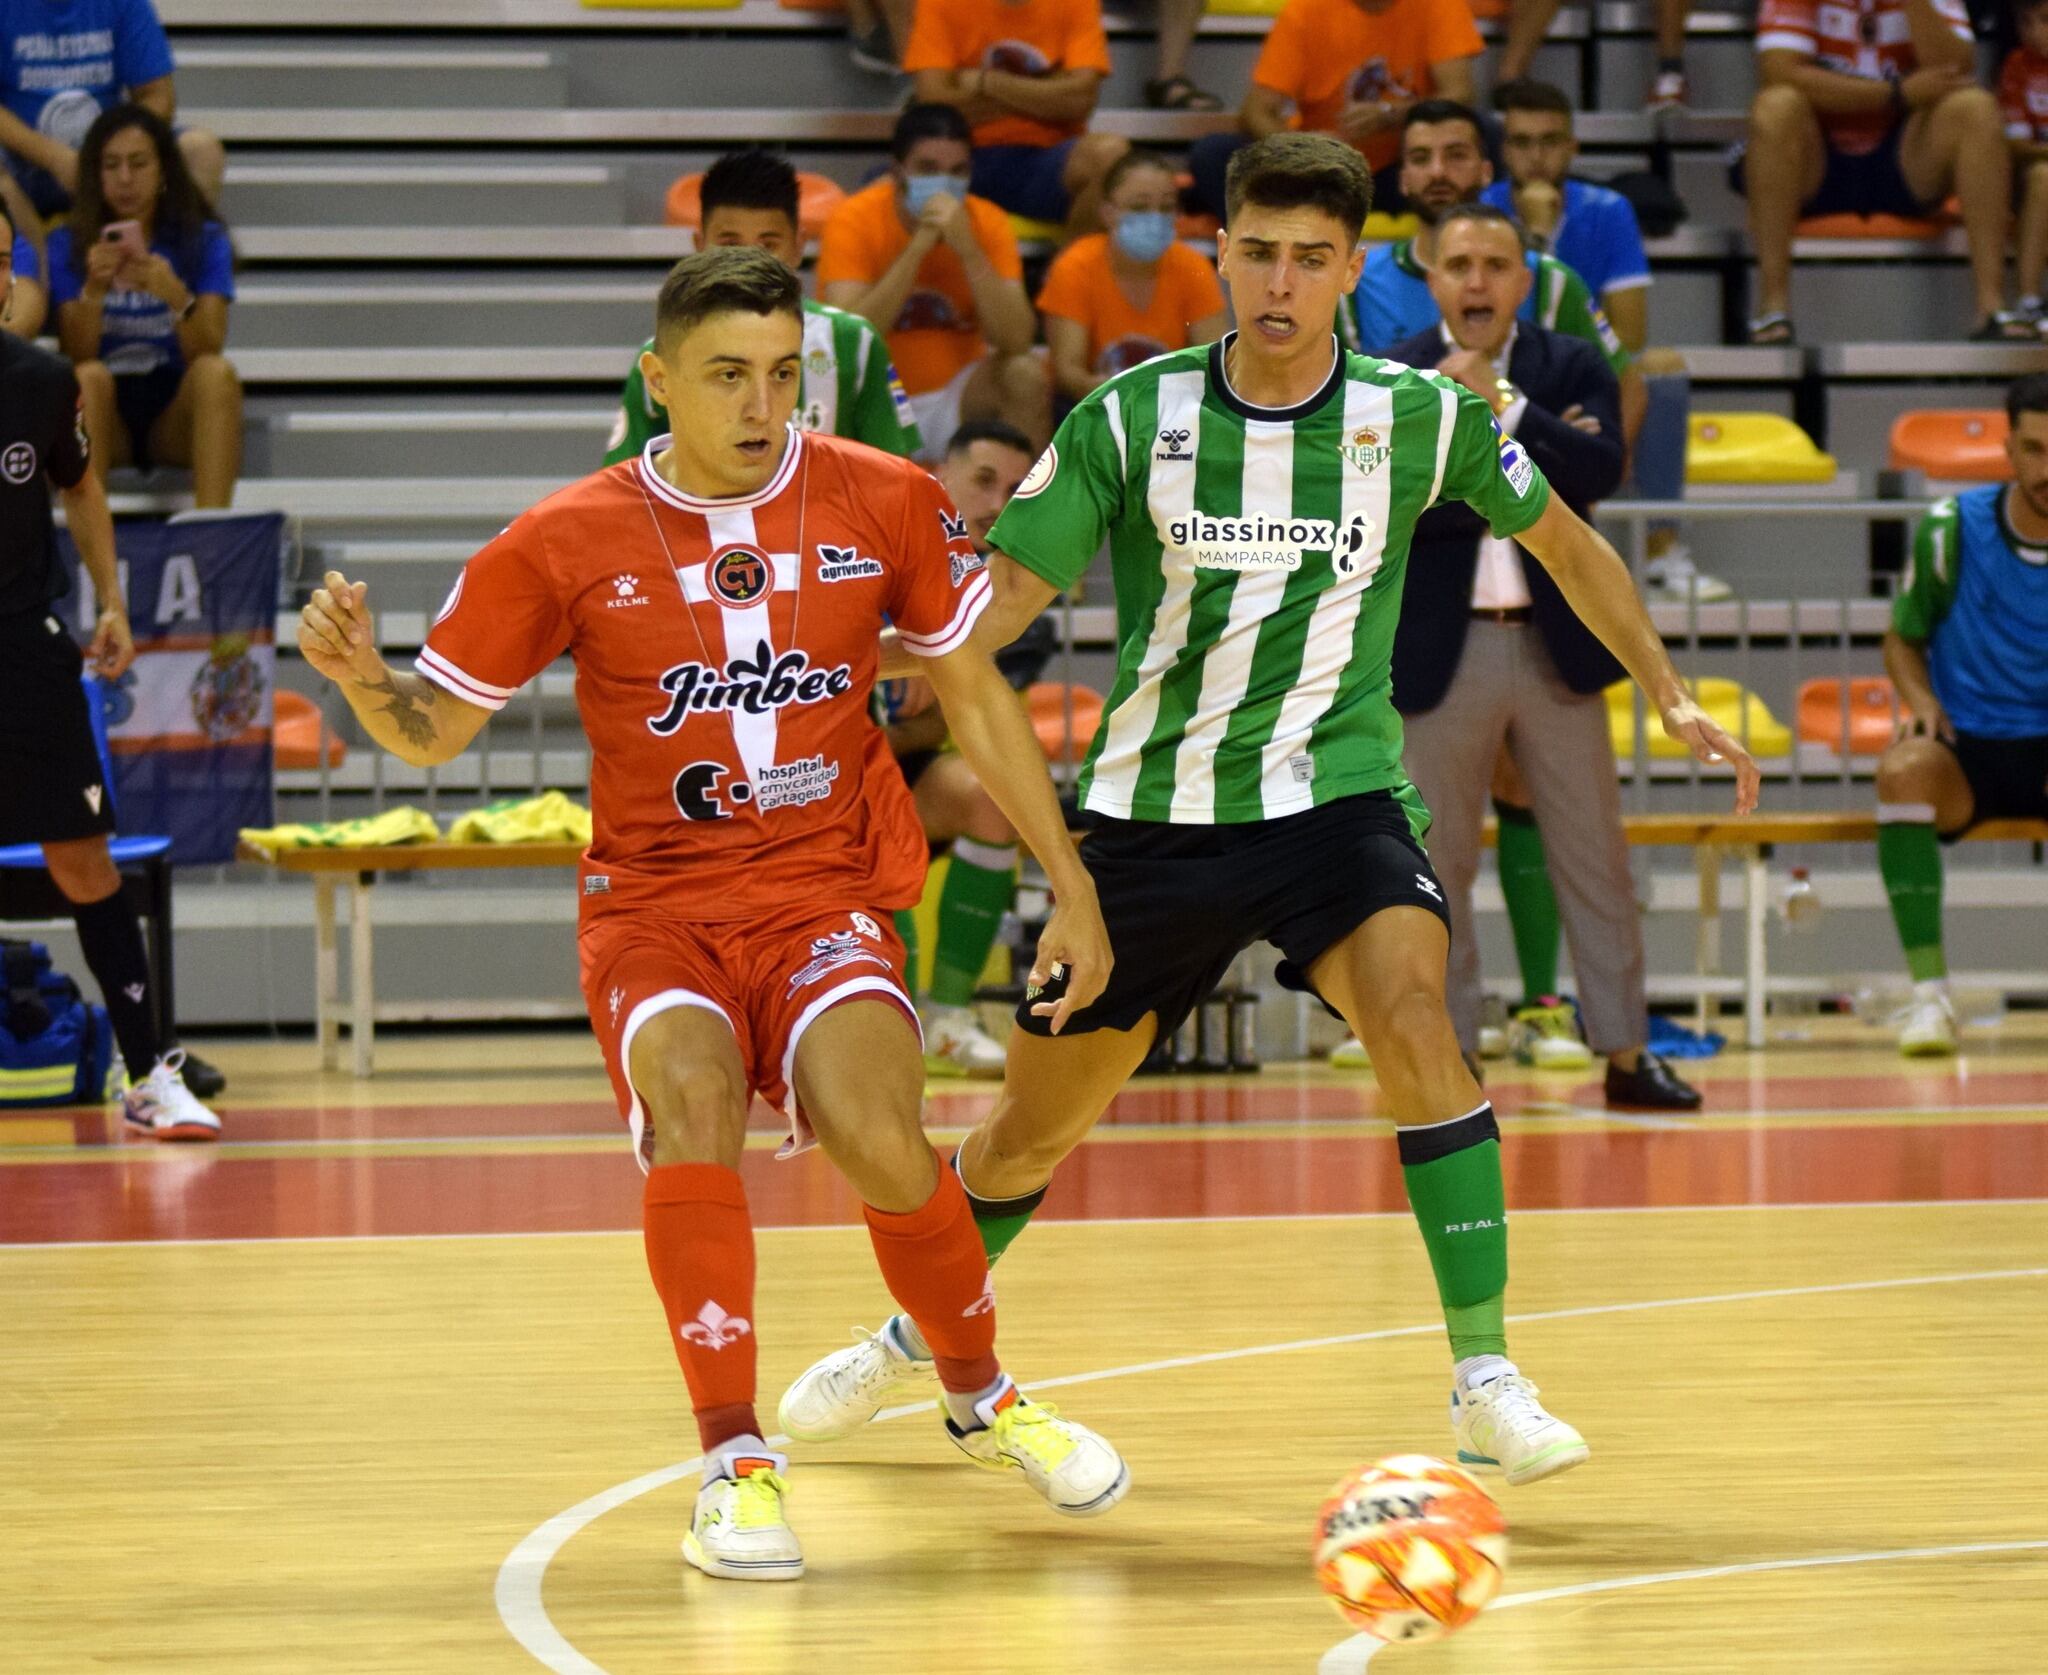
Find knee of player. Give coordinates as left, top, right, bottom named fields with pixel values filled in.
left=1746, top=83, right=1810, bottom=137
left=1874, top=739, right=1944, bottom=802
left=639, top=1055, right=749, bottom=1154
left=994, top=351, right=1051, bottom=400
left=186, top=354, right=243, bottom=403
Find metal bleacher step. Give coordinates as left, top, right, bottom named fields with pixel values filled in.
left=219, top=163, right=621, bottom=228
left=174, top=45, right=566, bottom=109
left=230, top=279, right=650, bottom=349
left=232, top=347, right=628, bottom=385
left=256, top=405, right=612, bottom=478
left=235, top=225, right=691, bottom=265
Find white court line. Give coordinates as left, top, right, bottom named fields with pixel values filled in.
left=7, top=1198, right=2048, bottom=1254
left=494, top=1265, right=2048, bottom=1674
left=5, top=1198, right=2046, bottom=1253
left=1316, top=1541, right=2048, bottom=1672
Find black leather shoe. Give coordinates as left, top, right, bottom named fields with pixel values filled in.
left=176, top=1049, right=227, bottom=1100
left=1604, top=1050, right=1700, bottom=1111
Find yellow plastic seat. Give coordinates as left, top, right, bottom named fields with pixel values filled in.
left=1606, top=678, right=1792, bottom=759
left=1008, top=214, right=1065, bottom=247
left=1203, top=0, right=1287, bottom=14
left=1685, top=412, right=1836, bottom=485
left=1361, top=211, right=1420, bottom=244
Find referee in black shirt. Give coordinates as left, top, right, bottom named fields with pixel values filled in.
left=2, top=201, right=219, bottom=1139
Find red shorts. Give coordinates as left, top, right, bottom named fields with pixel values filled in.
left=579, top=903, right=920, bottom=1170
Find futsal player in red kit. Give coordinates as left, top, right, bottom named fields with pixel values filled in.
left=297, top=247, right=1126, bottom=1580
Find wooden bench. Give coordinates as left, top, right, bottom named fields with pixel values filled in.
left=240, top=813, right=2048, bottom=1074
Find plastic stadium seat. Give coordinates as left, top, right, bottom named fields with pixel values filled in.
left=1362, top=211, right=1420, bottom=245
left=1026, top=682, right=1105, bottom=764
left=1685, top=412, right=1836, bottom=485
left=1008, top=214, right=1065, bottom=248
left=1795, top=212, right=1947, bottom=238
left=1796, top=677, right=1898, bottom=755
left=1204, top=0, right=1287, bottom=14
left=584, top=0, right=738, bottom=9
left=274, top=690, right=346, bottom=772
left=664, top=171, right=847, bottom=244
left=1887, top=410, right=2011, bottom=481
left=1606, top=678, right=1792, bottom=759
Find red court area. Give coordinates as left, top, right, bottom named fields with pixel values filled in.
left=3, top=1066, right=2044, bottom=1245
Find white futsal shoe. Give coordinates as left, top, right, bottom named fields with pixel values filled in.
left=946, top=1378, right=1130, bottom=1517
left=120, top=1049, right=222, bottom=1141
left=1329, top=1036, right=1370, bottom=1069
left=922, top=1003, right=1008, bottom=1078
left=1898, top=992, right=1958, bottom=1057
left=682, top=1448, right=804, bottom=1581
left=1451, top=1369, right=1590, bottom=1487
left=777, top=1317, right=937, bottom=1443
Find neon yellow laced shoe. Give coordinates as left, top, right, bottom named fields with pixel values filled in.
left=682, top=1451, right=803, bottom=1581
left=1509, top=997, right=1593, bottom=1070
left=945, top=1380, right=1129, bottom=1517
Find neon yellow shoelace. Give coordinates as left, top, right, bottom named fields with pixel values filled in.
left=990, top=1400, right=1076, bottom=1471
left=730, top=1470, right=791, bottom=1530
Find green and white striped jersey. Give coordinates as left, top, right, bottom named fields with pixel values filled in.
left=602, top=297, right=922, bottom=466
left=989, top=335, right=1553, bottom=826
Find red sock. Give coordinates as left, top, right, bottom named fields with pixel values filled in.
left=864, top=1156, right=1002, bottom=1395
left=643, top=1162, right=761, bottom=1453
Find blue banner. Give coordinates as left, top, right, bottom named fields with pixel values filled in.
left=61, top=513, right=286, bottom=865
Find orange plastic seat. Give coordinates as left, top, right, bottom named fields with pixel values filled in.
left=1887, top=409, right=2012, bottom=481
left=274, top=690, right=346, bottom=771
left=664, top=170, right=847, bottom=244
left=1026, top=682, right=1105, bottom=764
left=1798, top=197, right=1957, bottom=239
left=1796, top=677, right=1898, bottom=755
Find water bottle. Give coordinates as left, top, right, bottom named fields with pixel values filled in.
left=1779, top=866, right=1821, bottom=931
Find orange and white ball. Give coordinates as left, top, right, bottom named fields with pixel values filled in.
left=1313, top=1455, right=1508, bottom=1644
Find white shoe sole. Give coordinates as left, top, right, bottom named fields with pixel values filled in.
left=682, top=1532, right=804, bottom=1581
left=1458, top=1437, right=1591, bottom=1487
left=1900, top=1038, right=1957, bottom=1058
left=948, top=1425, right=1133, bottom=1517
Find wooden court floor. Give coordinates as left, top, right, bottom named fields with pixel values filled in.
left=3, top=1020, right=2045, bottom=1674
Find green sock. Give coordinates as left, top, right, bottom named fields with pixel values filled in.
left=955, top=1150, right=1046, bottom=1266
left=1877, top=814, right=1948, bottom=983
left=1398, top=1105, right=1509, bottom=1361
left=893, top=908, right=922, bottom=994
left=1494, top=800, right=1560, bottom=1006
left=928, top=838, right=1017, bottom=1008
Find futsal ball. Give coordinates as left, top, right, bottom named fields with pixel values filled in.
left=1313, top=1455, right=1508, bottom=1644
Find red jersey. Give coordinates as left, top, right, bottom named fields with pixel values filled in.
left=417, top=429, right=991, bottom=924
left=2001, top=46, right=2048, bottom=143
left=1755, top=0, right=1971, bottom=155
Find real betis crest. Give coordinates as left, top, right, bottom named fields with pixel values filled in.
left=1342, top=425, right=1390, bottom=476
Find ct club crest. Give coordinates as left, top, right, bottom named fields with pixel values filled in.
left=708, top=542, right=773, bottom=607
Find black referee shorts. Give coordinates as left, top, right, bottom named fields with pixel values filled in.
left=1939, top=731, right=2048, bottom=839
left=0, top=610, right=117, bottom=847
left=1016, top=789, right=1451, bottom=1041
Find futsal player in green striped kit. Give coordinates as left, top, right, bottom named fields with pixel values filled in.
left=782, top=132, right=1759, bottom=1487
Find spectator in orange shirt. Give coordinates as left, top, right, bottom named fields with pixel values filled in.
left=1187, top=0, right=1482, bottom=223
left=818, top=104, right=1051, bottom=458
left=905, top=0, right=1130, bottom=240
left=1038, top=149, right=1229, bottom=401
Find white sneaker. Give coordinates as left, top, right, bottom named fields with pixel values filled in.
left=1899, top=994, right=1958, bottom=1057
left=1451, top=1371, right=1589, bottom=1487
left=1330, top=1036, right=1371, bottom=1069
left=1509, top=1000, right=1593, bottom=1071
left=922, top=1003, right=1007, bottom=1079
left=946, top=1380, right=1130, bottom=1517
left=1643, top=548, right=1734, bottom=604
left=1478, top=1025, right=1509, bottom=1059
left=120, top=1049, right=222, bottom=1142
left=682, top=1450, right=803, bottom=1581
left=776, top=1318, right=936, bottom=1443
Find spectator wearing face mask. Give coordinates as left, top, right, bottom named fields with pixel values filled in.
left=1036, top=149, right=1228, bottom=403
left=819, top=103, right=1051, bottom=459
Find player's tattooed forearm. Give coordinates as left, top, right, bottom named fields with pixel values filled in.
left=353, top=672, right=439, bottom=750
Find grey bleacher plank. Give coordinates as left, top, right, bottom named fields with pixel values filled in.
left=1686, top=471, right=1863, bottom=502
left=161, top=0, right=808, bottom=27
left=1669, top=346, right=1804, bottom=381
left=184, top=106, right=1238, bottom=145
left=237, top=477, right=566, bottom=516
left=232, top=347, right=629, bottom=383
left=276, top=406, right=613, bottom=432
left=1597, top=4, right=1752, bottom=33
left=1645, top=228, right=1735, bottom=260
left=180, top=47, right=555, bottom=68
left=236, top=225, right=691, bottom=262
left=1657, top=110, right=1749, bottom=146
left=1791, top=232, right=1967, bottom=260
left=1822, top=344, right=2048, bottom=378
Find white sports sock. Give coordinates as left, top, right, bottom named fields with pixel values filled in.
left=1455, top=1354, right=1516, bottom=1395
left=1914, top=977, right=1952, bottom=1004
left=944, top=1371, right=1014, bottom=1431
left=703, top=1434, right=776, bottom=1485
left=886, top=1313, right=931, bottom=1361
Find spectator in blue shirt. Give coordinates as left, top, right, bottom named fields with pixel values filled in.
left=51, top=103, right=239, bottom=507
left=3, top=211, right=44, bottom=335
left=1484, top=78, right=1725, bottom=602
left=0, top=0, right=223, bottom=213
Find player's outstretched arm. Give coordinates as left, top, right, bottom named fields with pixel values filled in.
left=1516, top=497, right=1762, bottom=815
left=298, top=570, right=491, bottom=769
left=917, top=635, right=1111, bottom=1033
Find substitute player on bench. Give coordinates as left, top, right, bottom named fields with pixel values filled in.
left=298, top=248, right=1124, bottom=1582
left=781, top=134, right=1758, bottom=1488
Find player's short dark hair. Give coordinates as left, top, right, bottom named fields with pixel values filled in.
left=1434, top=201, right=1528, bottom=251
left=1402, top=98, right=1488, bottom=149
left=946, top=418, right=1036, bottom=459
left=1103, top=146, right=1176, bottom=200
left=1225, top=132, right=1373, bottom=241
left=1492, top=78, right=1576, bottom=120
left=700, top=149, right=800, bottom=227
left=892, top=102, right=973, bottom=161
left=2007, top=372, right=2048, bottom=423
left=653, top=246, right=802, bottom=349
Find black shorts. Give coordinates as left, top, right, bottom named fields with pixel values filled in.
left=1016, top=789, right=1450, bottom=1040
left=1728, top=121, right=1928, bottom=220
left=896, top=748, right=940, bottom=792
left=1940, top=731, right=2048, bottom=838
left=114, top=365, right=185, bottom=467
left=0, top=611, right=116, bottom=847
